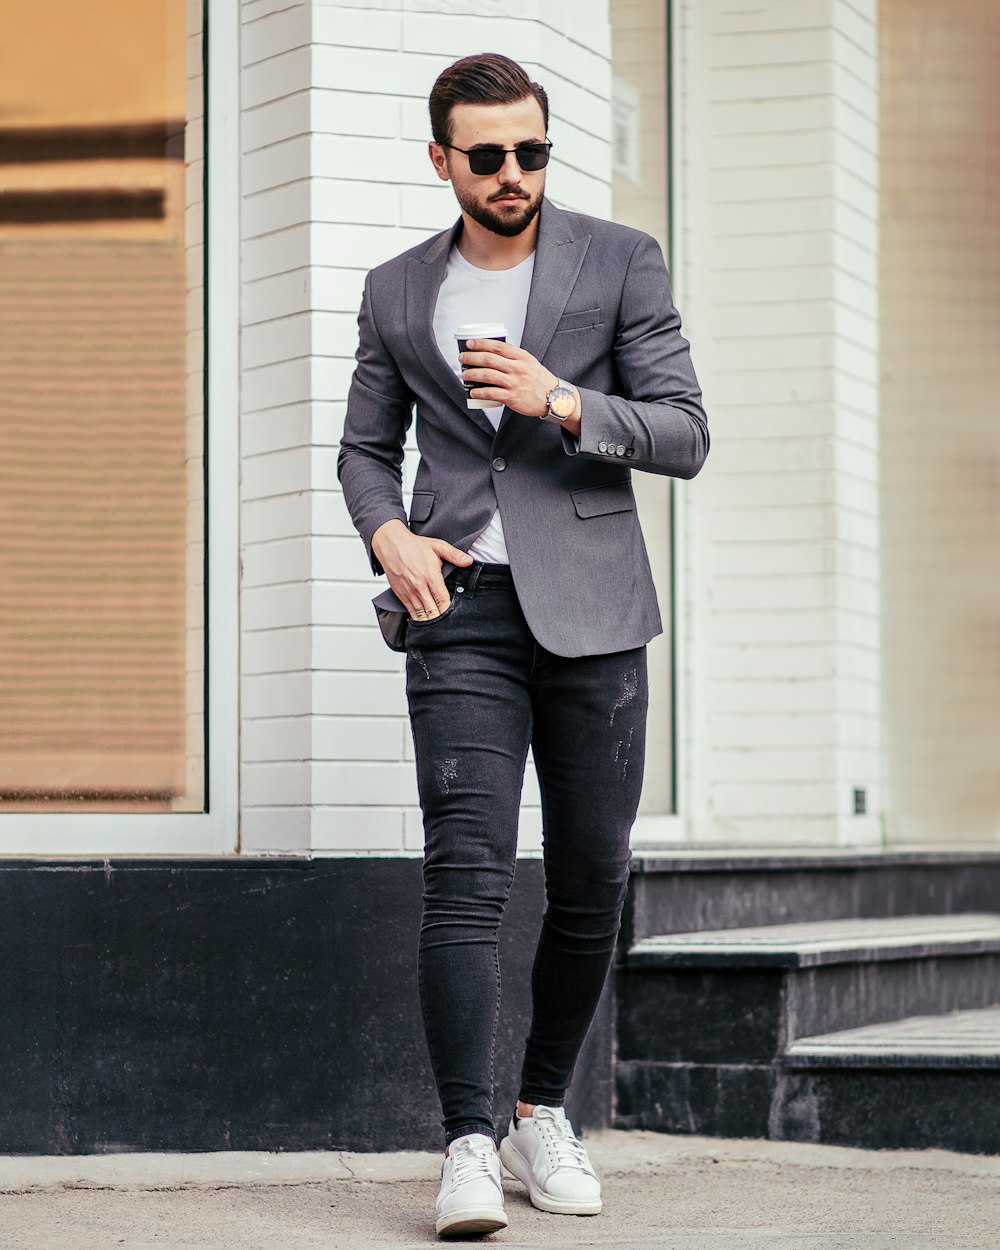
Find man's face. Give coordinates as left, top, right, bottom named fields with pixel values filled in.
left=430, top=97, right=547, bottom=238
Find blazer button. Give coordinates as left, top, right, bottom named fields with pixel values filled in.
left=598, top=441, right=608, bottom=453
left=492, top=456, right=506, bottom=472
left=615, top=445, right=626, bottom=457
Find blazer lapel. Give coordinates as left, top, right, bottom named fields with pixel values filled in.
left=405, top=217, right=497, bottom=439
left=517, top=199, right=592, bottom=368
left=498, top=198, right=592, bottom=436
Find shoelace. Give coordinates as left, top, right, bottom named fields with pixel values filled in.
left=449, top=1139, right=498, bottom=1188
left=533, top=1110, right=595, bottom=1174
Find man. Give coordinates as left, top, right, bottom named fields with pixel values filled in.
left=338, top=53, right=707, bottom=1239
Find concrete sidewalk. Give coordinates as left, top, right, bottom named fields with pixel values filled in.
left=0, top=1130, right=997, bottom=1250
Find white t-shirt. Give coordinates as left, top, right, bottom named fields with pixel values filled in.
left=432, top=246, right=535, bottom=564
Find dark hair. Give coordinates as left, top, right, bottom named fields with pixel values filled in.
left=429, top=53, right=549, bottom=146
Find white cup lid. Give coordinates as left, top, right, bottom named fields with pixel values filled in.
left=455, top=323, right=507, bottom=338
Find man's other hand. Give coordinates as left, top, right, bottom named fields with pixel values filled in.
left=371, top=519, right=473, bottom=620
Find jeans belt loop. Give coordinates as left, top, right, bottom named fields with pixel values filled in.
left=463, top=561, right=485, bottom=598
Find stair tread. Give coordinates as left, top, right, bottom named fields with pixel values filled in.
left=786, top=1005, right=1000, bottom=1068
left=628, top=912, right=1000, bottom=968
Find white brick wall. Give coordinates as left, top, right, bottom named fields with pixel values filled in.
left=239, top=0, right=612, bottom=854
left=676, top=0, right=883, bottom=846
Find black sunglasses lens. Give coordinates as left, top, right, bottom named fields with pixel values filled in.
left=515, top=144, right=550, bottom=171
left=468, top=148, right=505, bottom=175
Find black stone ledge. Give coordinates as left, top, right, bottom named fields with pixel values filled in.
left=0, top=857, right=313, bottom=871
left=624, top=936, right=1000, bottom=970
left=616, top=1060, right=1000, bottom=1154
left=775, top=1067, right=1000, bottom=1154
left=629, top=845, right=1000, bottom=873
left=785, top=1050, right=1000, bottom=1070
left=620, top=847, right=1000, bottom=946
left=614, top=1059, right=776, bottom=1139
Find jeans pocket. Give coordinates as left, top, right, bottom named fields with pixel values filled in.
left=406, top=590, right=462, bottom=631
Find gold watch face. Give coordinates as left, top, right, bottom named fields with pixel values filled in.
left=549, top=386, right=575, bottom=418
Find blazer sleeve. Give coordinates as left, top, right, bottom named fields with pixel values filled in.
left=337, top=271, right=415, bottom=575
left=562, top=233, right=709, bottom=479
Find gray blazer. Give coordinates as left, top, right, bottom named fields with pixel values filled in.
left=338, top=197, right=708, bottom=656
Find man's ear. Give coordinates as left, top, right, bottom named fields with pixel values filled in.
left=428, top=142, right=451, bottom=183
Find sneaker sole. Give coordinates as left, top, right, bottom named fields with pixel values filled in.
left=435, top=1206, right=508, bottom=1237
left=498, top=1138, right=602, bottom=1216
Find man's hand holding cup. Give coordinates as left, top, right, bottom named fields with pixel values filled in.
left=458, top=332, right=558, bottom=419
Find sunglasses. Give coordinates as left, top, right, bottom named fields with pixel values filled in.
left=440, top=141, right=553, bottom=177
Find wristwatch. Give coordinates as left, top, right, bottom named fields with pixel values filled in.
left=542, top=378, right=576, bottom=423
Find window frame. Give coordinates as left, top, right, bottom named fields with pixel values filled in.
left=0, top=0, right=240, bottom=856
left=629, top=0, right=686, bottom=848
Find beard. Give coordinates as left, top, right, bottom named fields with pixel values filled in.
left=455, top=181, right=543, bottom=238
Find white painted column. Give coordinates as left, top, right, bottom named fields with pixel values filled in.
left=676, top=0, right=882, bottom=846
left=240, top=0, right=316, bottom=853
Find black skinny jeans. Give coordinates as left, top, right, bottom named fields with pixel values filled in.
left=404, top=562, right=647, bottom=1146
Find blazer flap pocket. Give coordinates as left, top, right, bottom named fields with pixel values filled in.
left=555, top=307, right=602, bottom=333
left=409, top=491, right=435, bottom=523
left=571, top=480, right=634, bottom=518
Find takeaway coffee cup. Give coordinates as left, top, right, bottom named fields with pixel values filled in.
left=455, top=322, right=507, bottom=410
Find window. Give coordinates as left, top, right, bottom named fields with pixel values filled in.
left=880, top=0, right=1000, bottom=843
left=0, top=0, right=237, bottom=850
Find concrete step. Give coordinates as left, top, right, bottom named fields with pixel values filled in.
left=770, top=1006, right=1000, bottom=1154
left=626, top=913, right=1000, bottom=968
left=785, top=1004, right=1000, bottom=1069
left=618, top=913, right=1000, bottom=1066
left=615, top=915, right=1000, bottom=1153
left=622, top=850, right=1000, bottom=949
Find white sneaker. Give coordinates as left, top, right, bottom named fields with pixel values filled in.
left=498, top=1105, right=602, bottom=1215
left=435, top=1132, right=508, bottom=1238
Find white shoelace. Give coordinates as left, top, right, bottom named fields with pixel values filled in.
left=449, top=1138, right=498, bottom=1188
left=533, top=1109, right=596, bottom=1175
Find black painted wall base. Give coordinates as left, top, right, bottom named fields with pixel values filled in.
left=0, top=857, right=611, bottom=1155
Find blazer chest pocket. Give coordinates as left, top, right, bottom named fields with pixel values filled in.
left=571, top=479, right=635, bottom=518
left=409, top=491, right=435, bottom=524
left=554, top=306, right=603, bottom=334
